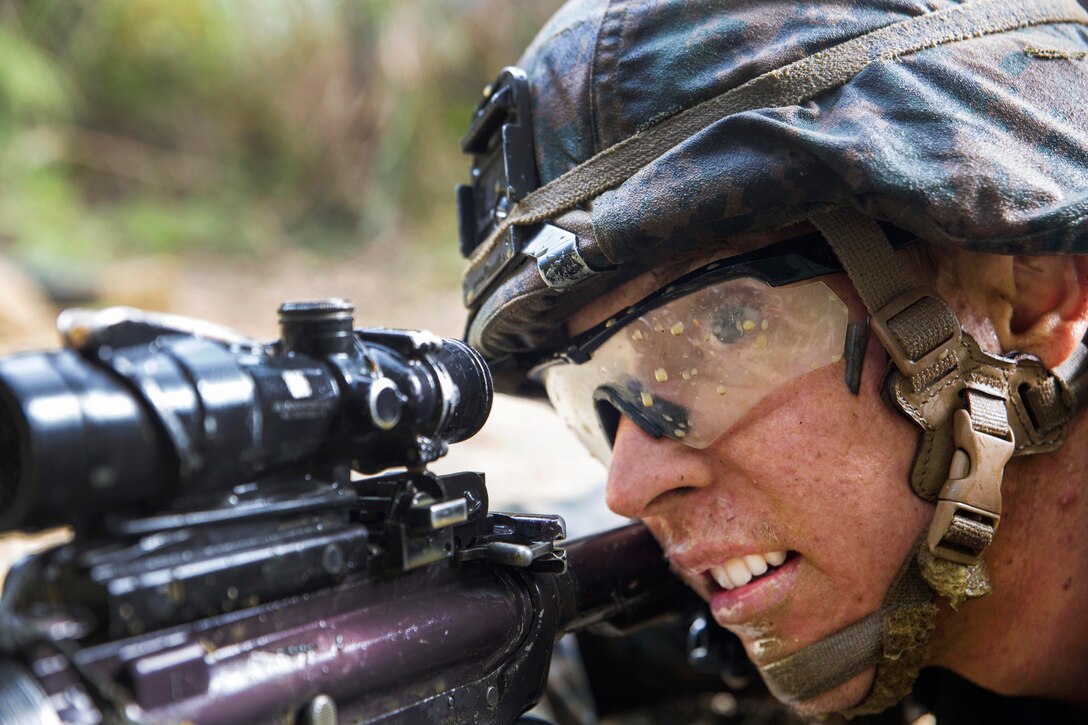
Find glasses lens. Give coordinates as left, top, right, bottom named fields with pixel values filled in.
left=542, top=278, right=849, bottom=463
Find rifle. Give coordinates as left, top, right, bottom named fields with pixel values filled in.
left=0, top=301, right=698, bottom=724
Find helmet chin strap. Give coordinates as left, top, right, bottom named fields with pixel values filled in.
left=754, top=209, right=1088, bottom=715
left=758, top=538, right=937, bottom=712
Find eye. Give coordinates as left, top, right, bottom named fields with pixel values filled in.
left=593, top=380, right=692, bottom=442
left=709, top=303, right=762, bottom=344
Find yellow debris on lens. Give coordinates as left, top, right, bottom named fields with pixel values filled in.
left=632, top=329, right=644, bottom=341
left=674, top=429, right=686, bottom=438
left=742, top=320, right=755, bottom=331
left=641, top=391, right=654, bottom=407
left=605, top=318, right=617, bottom=328
left=671, top=322, right=685, bottom=335
left=717, top=384, right=727, bottom=395
left=761, top=319, right=769, bottom=330
left=655, top=367, right=668, bottom=382
left=831, top=354, right=842, bottom=363
left=755, top=334, right=768, bottom=349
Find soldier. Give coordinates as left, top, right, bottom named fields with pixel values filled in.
left=456, top=0, right=1088, bottom=718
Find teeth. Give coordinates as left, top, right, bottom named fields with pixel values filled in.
left=743, top=554, right=768, bottom=576
left=725, top=559, right=752, bottom=588
left=710, top=566, right=732, bottom=589
left=709, top=550, right=789, bottom=590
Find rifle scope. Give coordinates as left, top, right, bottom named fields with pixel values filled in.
left=0, top=300, right=492, bottom=532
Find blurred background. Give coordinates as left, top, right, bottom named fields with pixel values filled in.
left=0, top=0, right=618, bottom=564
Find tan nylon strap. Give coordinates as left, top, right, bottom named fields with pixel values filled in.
left=1023, top=377, right=1066, bottom=432
left=759, top=544, right=933, bottom=704
left=911, top=349, right=958, bottom=394
left=809, top=208, right=960, bottom=375
left=889, top=296, right=960, bottom=362
left=809, top=209, right=963, bottom=372
left=1043, top=339, right=1088, bottom=421
left=965, top=388, right=1011, bottom=439
left=815, top=209, right=1016, bottom=561
left=943, top=515, right=994, bottom=553
left=808, top=210, right=911, bottom=312
left=463, top=0, right=1088, bottom=284
left=1053, top=335, right=1088, bottom=381
left=1052, top=337, right=1088, bottom=397
left=759, top=611, right=884, bottom=703
left=1017, top=337, right=1088, bottom=434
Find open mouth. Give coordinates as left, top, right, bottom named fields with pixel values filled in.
left=707, top=550, right=799, bottom=591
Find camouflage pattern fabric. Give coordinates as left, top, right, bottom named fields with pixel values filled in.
left=465, top=0, right=1088, bottom=377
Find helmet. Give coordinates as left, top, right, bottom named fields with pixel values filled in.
left=456, top=0, right=1088, bottom=715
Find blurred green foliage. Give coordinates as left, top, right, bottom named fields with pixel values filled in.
left=0, top=0, right=561, bottom=270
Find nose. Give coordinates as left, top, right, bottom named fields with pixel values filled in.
left=605, top=415, right=715, bottom=518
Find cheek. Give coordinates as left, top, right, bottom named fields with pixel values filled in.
left=718, top=339, right=932, bottom=576
left=725, top=335, right=909, bottom=480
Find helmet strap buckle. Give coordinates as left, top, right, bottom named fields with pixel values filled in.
left=927, top=407, right=1014, bottom=565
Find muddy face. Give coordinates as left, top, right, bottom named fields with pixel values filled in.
left=571, top=263, right=933, bottom=714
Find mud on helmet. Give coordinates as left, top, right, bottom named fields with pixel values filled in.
left=456, top=0, right=1088, bottom=714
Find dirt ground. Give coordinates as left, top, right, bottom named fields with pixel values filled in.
left=0, top=243, right=620, bottom=581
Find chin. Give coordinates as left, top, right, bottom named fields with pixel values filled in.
left=778, top=669, right=877, bottom=718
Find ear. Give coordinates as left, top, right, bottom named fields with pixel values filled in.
left=944, top=251, right=1088, bottom=369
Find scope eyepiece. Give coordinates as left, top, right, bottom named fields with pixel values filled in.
left=431, top=337, right=493, bottom=445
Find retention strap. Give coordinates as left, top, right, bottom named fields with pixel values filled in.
left=758, top=542, right=935, bottom=706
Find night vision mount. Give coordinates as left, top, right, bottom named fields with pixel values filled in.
left=457, top=67, right=614, bottom=309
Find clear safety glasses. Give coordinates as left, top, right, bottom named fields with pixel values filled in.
left=532, top=237, right=853, bottom=464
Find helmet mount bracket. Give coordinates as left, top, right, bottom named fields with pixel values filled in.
left=458, top=68, right=613, bottom=309
left=458, top=67, right=541, bottom=306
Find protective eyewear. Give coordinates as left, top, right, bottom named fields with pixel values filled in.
left=532, top=236, right=857, bottom=464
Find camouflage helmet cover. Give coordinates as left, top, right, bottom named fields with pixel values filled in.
left=465, top=0, right=1088, bottom=388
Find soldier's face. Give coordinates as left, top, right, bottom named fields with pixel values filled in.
left=569, top=265, right=934, bottom=714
